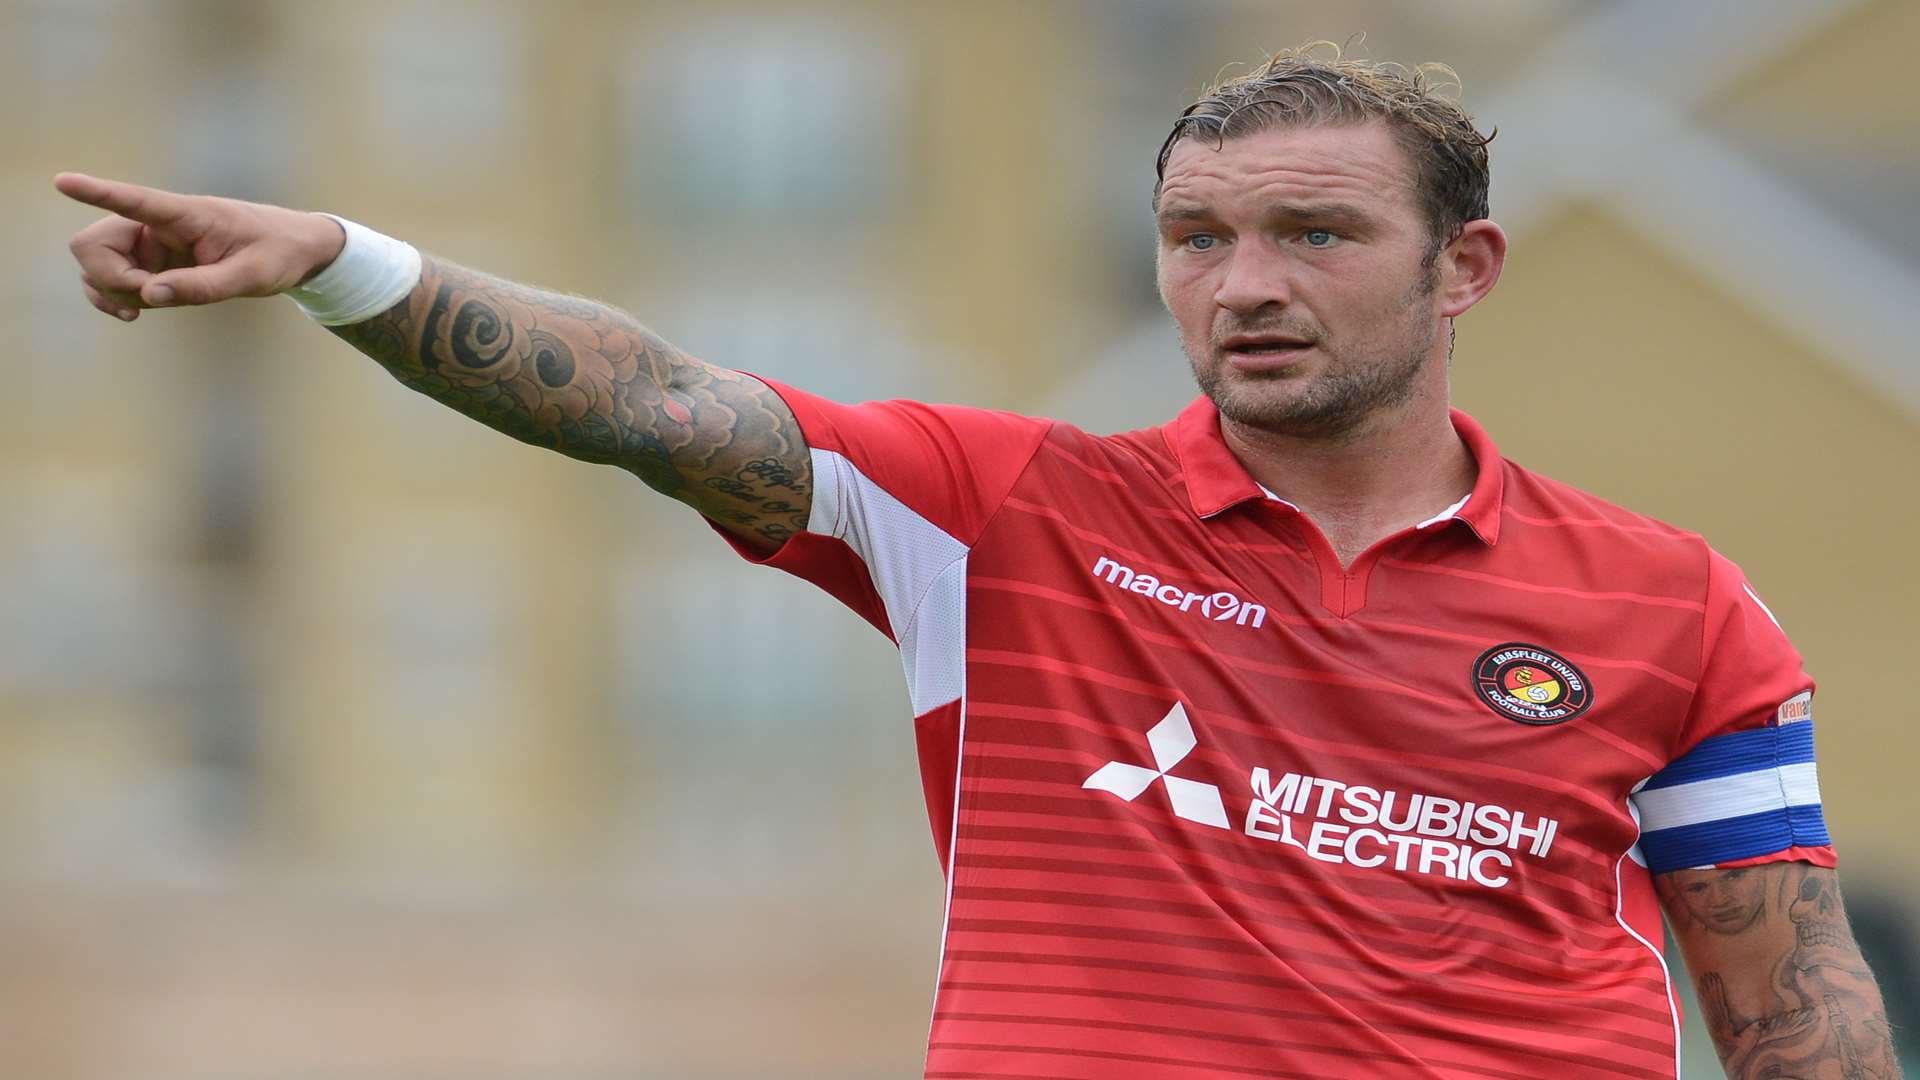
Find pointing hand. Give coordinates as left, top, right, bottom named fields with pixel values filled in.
left=55, top=172, right=346, bottom=322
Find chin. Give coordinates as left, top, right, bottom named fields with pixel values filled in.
left=1205, top=376, right=1365, bottom=440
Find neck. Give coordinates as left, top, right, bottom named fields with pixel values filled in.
left=1218, top=384, right=1475, bottom=566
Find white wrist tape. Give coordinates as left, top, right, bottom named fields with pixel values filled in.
left=285, top=214, right=422, bottom=326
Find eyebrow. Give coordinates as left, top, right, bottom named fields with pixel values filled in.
left=1155, top=202, right=1374, bottom=229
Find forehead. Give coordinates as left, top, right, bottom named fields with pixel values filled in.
left=1157, top=121, right=1417, bottom=219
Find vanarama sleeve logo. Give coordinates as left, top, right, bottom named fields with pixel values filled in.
left=1084, top=701, right=1561, bottom=891
left=1471, top=643, right=1593, bottom=725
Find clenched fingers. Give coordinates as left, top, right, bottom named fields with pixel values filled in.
left=68, top=215, right=153, bottom=297
left=133, top=223, right=177, bottom=275
left=81, top=278, right=140, bottom=322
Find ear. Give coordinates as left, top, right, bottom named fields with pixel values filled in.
left=1436, top=219, right=1506, bottom=318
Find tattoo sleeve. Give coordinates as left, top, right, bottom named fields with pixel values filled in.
left=1658, top=863, right=1902, bottom=1079
left=326, top=256, right=810, bottom=551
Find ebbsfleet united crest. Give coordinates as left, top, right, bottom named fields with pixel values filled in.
left=1472, top=643, right=1593, bottom=725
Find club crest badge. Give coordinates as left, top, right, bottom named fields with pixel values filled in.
left=1472, top=643, right=1592, bottom=725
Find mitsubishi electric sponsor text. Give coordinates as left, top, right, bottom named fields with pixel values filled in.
left=1086, top=703, right=1561, bottom=891
left=1243, top=767, right=1558, bottom=889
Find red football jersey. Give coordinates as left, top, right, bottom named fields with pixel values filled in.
left=717, top=382, right=1832, bottom=1079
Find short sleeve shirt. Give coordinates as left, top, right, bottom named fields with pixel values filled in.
left=714, top=380, right=1834, bottom=1080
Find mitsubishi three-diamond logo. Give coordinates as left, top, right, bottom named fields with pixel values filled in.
left=1082, top=702, right=1229, bottom=829
left=1079, top=702, right=1563, bottom=891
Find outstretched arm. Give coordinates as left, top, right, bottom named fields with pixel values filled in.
left=54, top=172, right=808, bottom=552
left=1658, top=862, right=1900, bottom=1079
left=326, top=257, right=809, bottom=550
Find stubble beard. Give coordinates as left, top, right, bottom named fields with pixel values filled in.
left=1190, top=271, right=1441, bottom=442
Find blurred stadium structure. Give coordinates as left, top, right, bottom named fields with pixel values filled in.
left=4, top=0, right=1916, bottom=1076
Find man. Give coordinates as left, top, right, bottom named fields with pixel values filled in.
left=58, top=43, right=1896, bottom=1079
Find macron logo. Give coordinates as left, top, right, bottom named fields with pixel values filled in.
left=1083, top=703, right=1230, bottom=829
left=1091, top=555, right=1266, bottom=629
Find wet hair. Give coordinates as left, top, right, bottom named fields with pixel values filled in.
left=1155, top=41, right=1494, bottom=265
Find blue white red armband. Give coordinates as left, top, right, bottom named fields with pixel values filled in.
left=1632, top=693, right=1833, bottom=872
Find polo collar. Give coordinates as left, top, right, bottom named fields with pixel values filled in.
left=1163, top=395, right=1505, bottom=546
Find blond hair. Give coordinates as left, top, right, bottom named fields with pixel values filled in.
left=1155, top=41, right=1495, bottom=264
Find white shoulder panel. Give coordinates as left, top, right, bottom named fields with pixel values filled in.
left=808, top=447, right=968, bottom=714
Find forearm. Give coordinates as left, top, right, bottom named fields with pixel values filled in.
left=1698, top=952, right=1898, bottom=1080
left=327, top=255, right=810, bottom=544
left=331, top=256, right=707, bottom=486
left=1663, top=864, right=1900, bottom=1079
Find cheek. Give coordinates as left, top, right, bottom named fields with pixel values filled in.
left=1158, top=263, right=1213, bottom=320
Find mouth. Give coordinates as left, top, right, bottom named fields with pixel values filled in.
left=1797, top=923, right=1846, bottom=949
left=1219, top=334, right=1316, bottom=373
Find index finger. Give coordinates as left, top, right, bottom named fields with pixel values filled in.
left=53, top=172, right=195, bottom=225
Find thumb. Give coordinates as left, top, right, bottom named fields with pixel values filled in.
left=141, top=256, right=266, bottom=307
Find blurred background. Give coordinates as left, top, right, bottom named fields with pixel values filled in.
left=3, top=0, right=1916, bottom=1076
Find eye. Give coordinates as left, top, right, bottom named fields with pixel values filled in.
left=1183, top=233, right=1218, bottom=252
left=1303, top=229, right=1340, bottom=248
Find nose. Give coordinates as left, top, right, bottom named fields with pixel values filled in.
left=1213, top=240, right=1295, bottom=315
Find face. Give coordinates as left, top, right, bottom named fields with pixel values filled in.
left=1787, top=870, right=1849, bottom=973
left=1674, top=868, right=1768, bottom=935
left=1155, top=122, right=1444, bottom=439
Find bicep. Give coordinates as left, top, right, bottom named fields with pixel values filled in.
left=640, top=359, right=811, bottom=554
left=655, top=380, right=1057, bottom=559
left=1657, top=863, right=1799, bottom=992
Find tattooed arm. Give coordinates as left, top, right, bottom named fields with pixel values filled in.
left=328, top=257, right=809, bottom=551
left=1657, top=863, right=1900, bottom=1079
left=53, top=173, right=809, bottom=552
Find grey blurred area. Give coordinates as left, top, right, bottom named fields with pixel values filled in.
left=2, top=0, right=1915, bottom=1076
